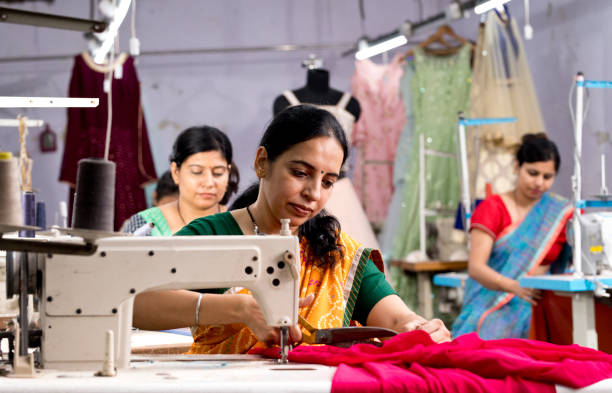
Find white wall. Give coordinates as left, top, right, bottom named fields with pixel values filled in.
left=1, top=0, right=610, bottom=226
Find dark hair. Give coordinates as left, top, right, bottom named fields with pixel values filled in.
left=233, top=105, right=348, bottom=266
left=154, top=170, right=178, bottom=203
left=516, top=132, right=561, bottom=172
left=170, top=125, right=240, bottom=205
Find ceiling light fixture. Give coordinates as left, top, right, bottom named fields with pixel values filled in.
left=355, top=34, right=408, bottom=60
left=474, top=0, right=511, bottom=15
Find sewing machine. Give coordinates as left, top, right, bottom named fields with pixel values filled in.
left=0, top=230, right=300, bottom=372
left=572, top=212, right=612, bottom=275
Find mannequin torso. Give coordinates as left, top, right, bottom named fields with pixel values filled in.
left=273, top=69, right=361, bottom=120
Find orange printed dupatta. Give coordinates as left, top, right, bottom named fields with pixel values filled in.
left=188, top=231, right=383, bottom=354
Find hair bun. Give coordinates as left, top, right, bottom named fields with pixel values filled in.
left=521, top=132, right=548, bottom=144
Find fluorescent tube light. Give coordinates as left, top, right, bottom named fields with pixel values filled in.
left=474, top=0, right=511, bottom=15
left=355, top=35, right=408, bottom=60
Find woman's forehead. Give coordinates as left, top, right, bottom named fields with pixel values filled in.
left=279, top=137, right=343, bottom=170
left=184, top=150, right=227, bottom=165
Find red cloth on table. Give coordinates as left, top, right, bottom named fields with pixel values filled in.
left=60, top=53, right=157, bottom=230
left=252, top=331, right=612, bottom=393
left=470, top=194, right=569, bottom=265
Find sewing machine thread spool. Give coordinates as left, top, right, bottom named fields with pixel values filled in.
left=72, top=158, right=116, bottom=231
left=19, top=191, right=36, bottom=238
left=36, top=201, right=46, bottom=230
left=0, top=154, right=24, bottom=227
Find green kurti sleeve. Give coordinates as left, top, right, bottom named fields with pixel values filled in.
left=351, top=259, right=397, bottom=326
left=174, top=212, right=243, bottom=236
left=174, top=212, right=243, bottom=294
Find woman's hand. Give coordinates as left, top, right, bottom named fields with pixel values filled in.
left=403, top=318, right=452, bottom=343
left=506, top=279, right=541, bottom=305
left=241, top=294, right=314, bottom=345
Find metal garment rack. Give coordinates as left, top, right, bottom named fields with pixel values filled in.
left=456, top=115, right=517, bottom=232
left=0, top=42, right=356, bottom=64
left=417, top=133, right=456, bottom=257
left=341, top=0, right=479, bottom=58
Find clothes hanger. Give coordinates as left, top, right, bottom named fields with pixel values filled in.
left=403, top=24, right=472, bottom=59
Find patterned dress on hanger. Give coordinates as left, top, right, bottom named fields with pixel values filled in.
left=390, top=45, right=472, bottom=260
left=350, top=54, right=406, bottom=228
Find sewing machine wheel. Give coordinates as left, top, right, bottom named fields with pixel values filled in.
left=5, top=251, right=39, bottom=298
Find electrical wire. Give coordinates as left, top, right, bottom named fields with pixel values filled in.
left=103, top=39, right=115, bottom=161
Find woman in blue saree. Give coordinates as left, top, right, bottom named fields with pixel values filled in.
left=453, top=133, right=572, bottom=339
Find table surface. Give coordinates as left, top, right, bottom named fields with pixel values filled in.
left=520, top=274, right=612, bottom=292
left=0, top=356, right=335, bottom=393
left=389, top=260, right=467, bottom=272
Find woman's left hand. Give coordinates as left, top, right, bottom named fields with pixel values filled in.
left=404, top=318, right=452, bottom=343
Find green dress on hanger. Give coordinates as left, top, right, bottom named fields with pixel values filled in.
left=391, top=44, right=472, bottom=260
left=388, top=45, right=472, bottom=322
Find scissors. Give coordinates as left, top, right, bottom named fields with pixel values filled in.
left=298, top=315, right=397, bottom=347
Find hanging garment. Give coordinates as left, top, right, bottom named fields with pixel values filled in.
left=378, top=59, right=415, bottom=261
left=350, top=54, right=406, bottom=227
left=281, top=90, right=379, bottom=249
left=390, top=45, right=472, bottom=260
left=468, top=11, right=546, bottom=199
left=60, top=52, right=157, bottom=231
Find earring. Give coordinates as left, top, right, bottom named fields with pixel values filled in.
left=256, top=168, right=265, bottom=178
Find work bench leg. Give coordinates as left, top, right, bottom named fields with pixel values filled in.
left=572, top=293, right=598, bottom=349
left=417, top=272, right=433, bottom=320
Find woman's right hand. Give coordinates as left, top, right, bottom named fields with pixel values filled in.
left=241, top=294, right=314, bottom=345
left=506, top=279, right=541, bottom=305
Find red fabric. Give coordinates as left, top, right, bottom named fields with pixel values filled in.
left=469, top=195, right=568, bottom=265
left=253, top=331, right=612, bottom=393
left=530, top=290, right=612, bottom=354
left=60, top=54, right=157, bottom=230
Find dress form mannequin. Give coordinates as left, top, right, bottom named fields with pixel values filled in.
left=273, top=68, right=380, bottom=251
left=273, top=69, right=361, bottom=120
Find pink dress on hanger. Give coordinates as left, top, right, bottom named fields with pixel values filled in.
left=350, top=54, right=406, bottom=227
left=282, top=91, right=380, bottom=250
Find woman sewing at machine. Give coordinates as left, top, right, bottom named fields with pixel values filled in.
left=122, top=126, right=239, bottom=236
left=133, top=105, right=450, bottom=349
left=452, top=133, right=573, bottom=339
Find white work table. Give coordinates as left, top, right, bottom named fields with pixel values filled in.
left=520, top=274, right=612, bottom=350
left=0, top=355, right=335, bottom=393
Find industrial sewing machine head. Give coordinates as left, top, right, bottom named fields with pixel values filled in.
left=571, top=212, right=612, bottom=275
left=1, top=227, right=300, bottom=372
